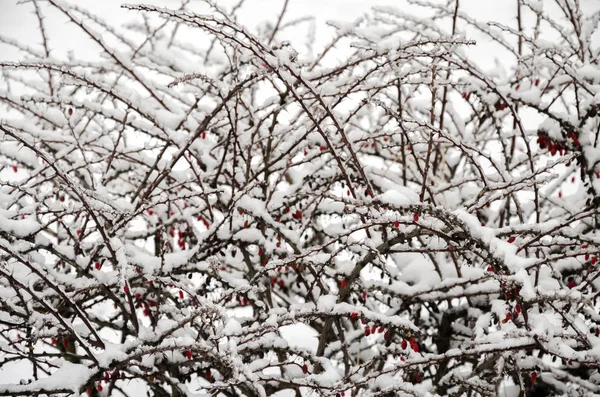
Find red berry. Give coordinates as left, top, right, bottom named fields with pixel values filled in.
left=535, top=78, right=540, bottom=86
left=185, top=350, right=192, bottom=359
left=124, top=285, right=129, bottom=293
left=530, top=372, right=537, bottom=383
left=394, top=220, right=400, bottom=228
left=68, top=108, right=73, bottom=116
left=364, top=328, right=371, bottom=336
left=12, top=165, right=17, bottom=173
left=378, top=326, right=385, bottom=333
left=401, top=339, right=408, bottom=350
left=351, top=312, right=358, bottom=319
left=340, top=279, right=346, bottom=289
left=507, top=236, right=516, bottom=243
left=320, top=146, right=326, bottom=151
left=147, top=209, right=153, bottom=215
left=95, top=262, right=101, bottom=270
left=384, top=331, right=390, bottom=340
left=87, top=387, right=93, bottom=395
left=63, top=340, right=69, bottom=348
left=179, top=290, right=184, bottom=299
left=97, top=384, right=103, bottom=392
left=593, top=257, right=598, bottom=265
left=51, top=338, right=57, bottom=345
left=568, top=280, right=576, bottom=289
left=302, top=364, right=308, bottom=374
left=413, top=213, right=419, bottom=222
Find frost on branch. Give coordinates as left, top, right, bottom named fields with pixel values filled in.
left=0, top=0, right=599, bottom=396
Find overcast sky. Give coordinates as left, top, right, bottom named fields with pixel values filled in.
left=0, top=0, right=533, bottom=69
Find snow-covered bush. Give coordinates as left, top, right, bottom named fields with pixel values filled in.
left=0, top=0, right=599, bottom=395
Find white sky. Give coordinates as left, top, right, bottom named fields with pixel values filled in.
left=2, top=0, right=598, bottom=76
left=0, top=0, right=531, bottom=69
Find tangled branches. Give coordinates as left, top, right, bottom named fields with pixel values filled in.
left=0, top=0, right=599, bottom=395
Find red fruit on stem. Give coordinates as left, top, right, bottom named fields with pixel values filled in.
left=302, top=364, right=308, bottom=374
left=530, top=372, right=537, bottom=383
left=413, top=213, right=419, bottom=222
left=364, top=328, right=370, bottom=336
left=68, top=108, right=73, bottom=116
left=87, top=387, right=93, bottom=395
left=394, top=220, right=400, bottom=228
left=384, top=331, right=390, bottom=340
left=340, top=279, right=346, bottom=289
left=95, top=262, right=101, bottom=270
left=186, top=350, right=192, bottom=359
left=51, top=338, right=57, bottom=345
left=351, top=312, right=358, bottom=319
left=507, top=236, right=516, bottom=243
left=401, top=339, right=408, bottom=350
left=124, top=285, right=129, bottom=293
left=12, top=166, right=17, bottom=172
left=179, top=290, right=184, bottom=299
left=97, top=384, right=103, bottom=392
left=568, top=280, right=576, bottom=289
left=320, top=146, right=326, bottom=151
